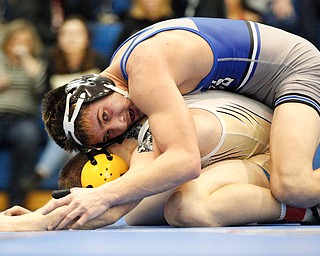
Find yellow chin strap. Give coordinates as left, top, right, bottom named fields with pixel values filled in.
left=81, top=153, right=128, bottom=188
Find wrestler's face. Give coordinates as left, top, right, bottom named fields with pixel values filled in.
left=84, top=92, right=142, bottom=146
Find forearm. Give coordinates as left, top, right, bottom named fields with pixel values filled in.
left=101, top=148, right=200, bottom=208
left=0, top=201, right=138, bottom=231
left=0, top=208, right=64, bottom=232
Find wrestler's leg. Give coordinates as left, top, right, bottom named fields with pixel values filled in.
left=164, top=158, right=282, bottom=227
left=123, top=150, right=174, bottom=225
left=124, top=189, right=174, bottom=225
left=269, top=103, right=320, bottom=208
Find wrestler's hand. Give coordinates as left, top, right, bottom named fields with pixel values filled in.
left=1, top=206, right=31, bottom=216
left=73, top=201, right=139, bottom=230
left=42, top=187, right=111, bottom=230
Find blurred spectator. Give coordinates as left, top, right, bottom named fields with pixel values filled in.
left=111, top=0, right=132, bottom=18
left=114, top=0, right=174, bottom=50
left=299, top=0, right=320, bottom=49
left=46, top=15, right=104, bottom=89
left=1, top=0, right=55, bottom=48
left=61, top=0, right=105, bottom=23
left=245, top=0, right=299, bottom=33
left=224, top=0, right=262, bottom=22
left=183, top=0, right=226, bottom=18
left=0, top=19, right=46, bottom=207
left=35, top=16, right=104, bottom=181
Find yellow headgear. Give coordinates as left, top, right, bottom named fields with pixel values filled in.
left=81, top=153, right=128, bottom=188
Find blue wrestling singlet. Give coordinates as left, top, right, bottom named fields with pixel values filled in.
left=180, top=18, right=261, bottom=94
left=111, top=17, right=320, bottom=113
left=112, top=17, right=260, bottom=93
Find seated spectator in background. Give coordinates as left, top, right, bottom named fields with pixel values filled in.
left=245, top=0, right=299, bottom=34
left=61, top=0, right=105, bottom=23
left=35, top=16, right=105, bottom=182
left=0, top=19, right=47, bottom=207
left=224, top=0, right=262, bottom=22
left=1, top=0, right=55, bottom=49
left=46, top=15, right=104, bottom=90
left=114, top=0, right=175, bottom=50
left=182, top=0, right=226, bottom=18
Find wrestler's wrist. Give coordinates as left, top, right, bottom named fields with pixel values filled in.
left=97, top=183, right=119, bottom=207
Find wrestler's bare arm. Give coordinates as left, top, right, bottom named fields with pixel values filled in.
left=0, top=200, right=138, bottom=231
left=103, top=43, right=202, bottom=202
left=0, top=200, right=64, bottom=231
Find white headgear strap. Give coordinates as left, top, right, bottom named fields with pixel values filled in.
left=63, top=92, right=86, bottom=146
left=104, top=83, right=130, bottom=99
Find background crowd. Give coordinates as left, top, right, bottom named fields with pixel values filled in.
left=0, top=0, right=319, bottom=208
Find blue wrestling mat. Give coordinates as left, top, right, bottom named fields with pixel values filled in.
left=0, top=224, right=319, bottom=255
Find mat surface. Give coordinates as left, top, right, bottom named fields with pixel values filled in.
left=0, top=224, right=319, bottom=255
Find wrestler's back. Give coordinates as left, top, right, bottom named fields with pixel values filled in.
left=108, top=17, right=320, bottom=109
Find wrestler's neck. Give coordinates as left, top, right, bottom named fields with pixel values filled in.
left=101, top=70, right=128, bottom=90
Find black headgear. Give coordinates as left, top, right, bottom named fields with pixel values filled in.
left=63, top=74, right=130, bottom=148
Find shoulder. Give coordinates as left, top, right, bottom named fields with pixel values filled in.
left=125, top=39, right=170, bottom=77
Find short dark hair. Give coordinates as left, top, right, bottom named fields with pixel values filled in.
left=41, top=85, right=91, bottom=152
left=58, top=149, right=104, bottom=189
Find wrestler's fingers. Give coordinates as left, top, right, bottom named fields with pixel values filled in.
left=42, top=194, right=72, bottom=215
left=47, top=206, right=76, bottom=230
left=2, top=206, right=31, bottom=216
left=54, top=210, right=89, bottom=230
left=47, top=203, right=81, bottom=230
left=69, top=213, right=92, bottom=230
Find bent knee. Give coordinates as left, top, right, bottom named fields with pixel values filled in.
left=270, top=168, right=314, bottom=208
left=164, top=190, right=226, bottom=227
left=164, top=191, right=204, bottom=227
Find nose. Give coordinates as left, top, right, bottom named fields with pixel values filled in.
left=108, top=115, right=128, bottom=138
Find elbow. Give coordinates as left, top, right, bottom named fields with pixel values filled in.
left=185, top=154, right=201, bottom=180
left=191, top=160, right=201, bottom=179
left=168, top=149, right=201, bottom=184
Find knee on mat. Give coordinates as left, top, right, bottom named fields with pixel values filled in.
left=164, top=190, right=219, bottom=227
left=164, top=191, right=200, bottom=227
